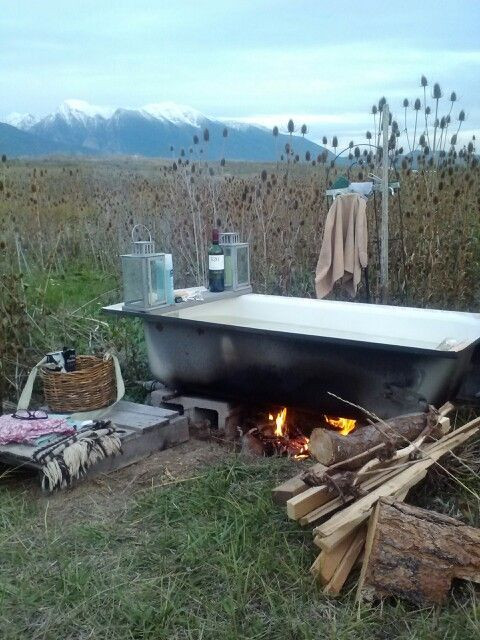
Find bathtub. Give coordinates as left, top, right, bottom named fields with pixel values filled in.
left=104, top=293, right=480, bottom=419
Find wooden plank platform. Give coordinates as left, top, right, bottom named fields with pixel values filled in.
left=0, top=401, right=189, bottom=482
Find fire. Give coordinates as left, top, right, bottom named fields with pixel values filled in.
left=324, top=415, right=357, bottom=436
left=270, top=407, right=287, bottom=437
left=294, top=439, right=309, bottom=459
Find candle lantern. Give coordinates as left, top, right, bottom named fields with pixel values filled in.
left=219, top=232, right=250, bottom=290
left=121, top=225, right=168, bottom=311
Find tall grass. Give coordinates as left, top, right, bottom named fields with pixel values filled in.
left=0, top=152, right=479, bottom=402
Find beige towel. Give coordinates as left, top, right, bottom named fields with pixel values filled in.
left=315, top=193, right=368, bottom=299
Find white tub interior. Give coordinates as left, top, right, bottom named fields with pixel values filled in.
left=164, top=294, right=480, bottom=352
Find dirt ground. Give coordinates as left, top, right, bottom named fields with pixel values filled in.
left=1, top=437, right=230, bottom=523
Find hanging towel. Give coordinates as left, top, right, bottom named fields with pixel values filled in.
left=315, top=193, right=368, bottom=299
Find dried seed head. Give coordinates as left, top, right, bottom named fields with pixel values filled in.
left=433, top=83, right=442, bottom=99
left=414, top=98, right=421, bottom=111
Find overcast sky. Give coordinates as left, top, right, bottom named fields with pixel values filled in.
left=2, top=0, right=479, bottom=146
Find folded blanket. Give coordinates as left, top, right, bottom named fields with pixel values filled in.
left=32, top=420, right=122, bottom=491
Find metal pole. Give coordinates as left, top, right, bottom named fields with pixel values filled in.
left=380, top=104, right=389, bottom=301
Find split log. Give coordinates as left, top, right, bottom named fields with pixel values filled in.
left=323, top=526, right=366, bottom=596
left=292, top=463, right=412, bottom=525
left=310, top=526, right=362, bottom=584
left=287, top=464, right=397, bottom=521
left=357, top=498, right=480, bottom=606
left=309, top=413, right=428, bottom=468
left=271, top=463, right=327, bottom=505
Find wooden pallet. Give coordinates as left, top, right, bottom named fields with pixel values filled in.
left=0, top=400, right=189, bottom=483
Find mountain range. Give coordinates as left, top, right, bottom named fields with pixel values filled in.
left=0, top=99, right=328, bottom=162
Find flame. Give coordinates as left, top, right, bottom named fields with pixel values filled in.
left=294, top=440, right=310, bottom=459
left=269, top=407, right=287, bottom=437
left=264, top=407, right=311, bottom=459
left=324, top=415, right=357, bottom=436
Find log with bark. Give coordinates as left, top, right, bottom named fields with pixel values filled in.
left=357, top=498, right=480, bottom=606
left=309, top=412, right=429, bottom=468
left=274, top=407, right=480, bottom=604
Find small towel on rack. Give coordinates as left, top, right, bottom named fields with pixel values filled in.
left=315, top=193, right=368, bottom=299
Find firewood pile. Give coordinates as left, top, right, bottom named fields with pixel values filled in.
left=272, top=402, right=480, bottom=605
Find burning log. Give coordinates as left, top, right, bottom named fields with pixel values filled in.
left=357, top=498, right=480, bottom=606
left=242, top=407, right=310, bottom=459
left=309, top=413, right=429, bottom=468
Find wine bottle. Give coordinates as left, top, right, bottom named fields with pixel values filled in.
left=208, top=229, right=225, bottom=292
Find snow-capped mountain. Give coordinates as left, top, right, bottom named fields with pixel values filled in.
left=54, top=99, right=115, bottom=122
left=0, top=100, right=328, bottom=161
left=4, top=112, right=37, bottom=130
left=140, top=102, right=207, bottom=127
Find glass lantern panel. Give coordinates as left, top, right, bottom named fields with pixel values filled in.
left=223, top=246, right=234, bottom=288
left=122, top=256, right=145, bottom=307
left=148, top=256, right=167, bottom=306
left=236, top=246, right=250, bottom=286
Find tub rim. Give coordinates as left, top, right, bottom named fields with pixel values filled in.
left=145, top=313, right=476, bottom=360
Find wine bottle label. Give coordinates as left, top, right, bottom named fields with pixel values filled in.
left=209, top=255, right=224, bottom=270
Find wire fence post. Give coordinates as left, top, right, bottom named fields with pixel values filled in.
left=380, top=103, right=389, bottom=301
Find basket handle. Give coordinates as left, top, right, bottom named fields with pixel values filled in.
left=131, top=224, right=152, bottom=243
left=16, top=353, right=125, bottom=422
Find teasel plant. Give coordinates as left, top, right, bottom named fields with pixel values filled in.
left=272, top=125, right=279, bottom=165
left=287, top=119, right=295, bottom=163
left=431, top=82, right=443, bottom=158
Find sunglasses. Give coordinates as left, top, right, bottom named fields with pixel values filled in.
left=12, top=409, right=48, bottom=420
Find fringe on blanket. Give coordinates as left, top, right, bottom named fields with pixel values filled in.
left=32, top=420, right=122, bottom=491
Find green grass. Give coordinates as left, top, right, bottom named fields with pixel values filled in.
left=1, top=457, right=480, bottom=640
left=25, top=266, right=119, bottom=313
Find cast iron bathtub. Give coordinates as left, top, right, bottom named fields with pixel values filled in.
left=105, top=293, right=480, bottom=419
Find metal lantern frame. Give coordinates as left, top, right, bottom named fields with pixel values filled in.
left=121, top=224, right=169, bottom=312
left=219, top=232, right=251, bottom=291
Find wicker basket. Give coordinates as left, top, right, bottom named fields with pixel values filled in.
left=42, top=355, right=116, bottom=413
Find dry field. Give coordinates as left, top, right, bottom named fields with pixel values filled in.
left=0, top=153, right=480, bottom=638
left=0, top=153, right=479, bottom=401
